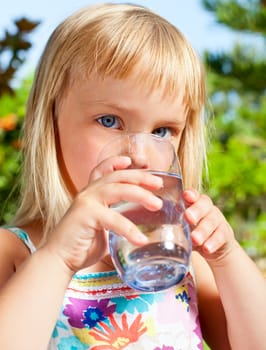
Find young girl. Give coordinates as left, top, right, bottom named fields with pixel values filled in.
left=0, top=3, right=265, bottom=350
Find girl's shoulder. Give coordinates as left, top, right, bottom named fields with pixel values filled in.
left=0, top=227, right=34, bottom=286
left=0, top=227, right=36, bottom=253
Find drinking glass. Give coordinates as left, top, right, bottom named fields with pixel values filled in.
left=98, top=133, right=191, bottom=292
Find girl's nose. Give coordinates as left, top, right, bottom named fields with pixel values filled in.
left=126, top=134, right=151, bottom=169
left=129, top=152, right=149, bottom=169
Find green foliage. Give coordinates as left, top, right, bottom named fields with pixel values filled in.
left=205, top=44, right=266, bottom=92
left=202, top=0, right=266, bottom=259
left=0, top=78, right=33, bottom=223
left=0, top=17, right=39, bottom=224
left=202, top=0, right=266, bottom=34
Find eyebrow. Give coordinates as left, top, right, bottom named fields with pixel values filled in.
left=84, top=99, right=129, bottom=110
left=83, top=98, right=189, bottom=127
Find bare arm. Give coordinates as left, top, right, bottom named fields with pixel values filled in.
left=209, top=241, right=266, bottom=349
left=185, top=189, right=266, bottom=350
left=0, top=239, right=72, bottom=350
left=192, top=252, right=231, bottom=350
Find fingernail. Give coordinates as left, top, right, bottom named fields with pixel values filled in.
left=185, top=189, right=197, bottom=200
left=186, top=209, right=197, bottom=224
left=192, top=230, right=204, bottom=245
left=153, top=196, right=163, bottom=208
left=136, top=232, right=148, bottom=244
left=204, top=241, right=214, bottom=253
left=154, top=176, right=164, bottom=187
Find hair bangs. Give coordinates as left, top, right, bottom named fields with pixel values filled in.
left=69, top=7, right=205, bottom=111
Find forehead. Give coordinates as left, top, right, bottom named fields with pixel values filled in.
left=64, top=72, right=188, bottom=125
left=74, top=71, right=185, bottom=102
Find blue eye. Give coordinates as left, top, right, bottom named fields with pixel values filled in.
left=152, top=127, right=171, bottom=138
left=97, top=115, right=121, bottom=129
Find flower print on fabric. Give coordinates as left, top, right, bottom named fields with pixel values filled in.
left=7, top=229, right=204, bottom=349
left=175, top=272, right=198, bottom=313
left=53, top=270, right=203, bottom=349
left=175, top=283, right=191, bottom=312
left=112, top=292, right=164, bottom=314
left=175, top=273, right=204, bottom=350
left=89, top=313, right=147, bottom=349
left=63, top=297, right=116, bottom=329
left=57, top=335, right=88, bottom=350
left=52, top=320, right=69, bottom=338
left=186, top=277, right=204, bottom=350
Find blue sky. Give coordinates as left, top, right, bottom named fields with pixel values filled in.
left=1, top=0, right=241, bottom=82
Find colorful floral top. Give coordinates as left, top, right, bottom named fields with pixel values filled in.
left=6, top=227, right=204, bottom=350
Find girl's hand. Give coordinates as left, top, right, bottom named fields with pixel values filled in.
left=183, top=189, right=237, bottom=264
left=44, top=156, right=163, bottom=274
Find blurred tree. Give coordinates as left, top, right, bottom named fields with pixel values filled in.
left=201, top=0, right=266, bottom=260
left=0, top=17, right=39, bottom=223
left=0, top=17, right=39, bottom=96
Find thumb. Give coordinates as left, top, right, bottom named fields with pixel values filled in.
left=183, top=188, right=199, bottom=206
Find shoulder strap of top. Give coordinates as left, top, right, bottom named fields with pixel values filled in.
left=4, top=227, right=36, bottom=254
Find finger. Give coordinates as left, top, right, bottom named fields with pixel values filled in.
left=183, top=188, right=200, bottom=205
left=203, top=220, right=234, bottom=255
left=101, top=207, right=148, bottom=245
left=90, top=156, right=132, bottom=181
left=184, top=194, right=213, bottom=226
left=201, top=225, right=227, bottom=255
left=101, top=182, right=163, bottom=211
left=80, top=202, right=148, bottom=246
left=89, top=169, right=164, bottom=192
left=190, top=206, right=224, bottom=246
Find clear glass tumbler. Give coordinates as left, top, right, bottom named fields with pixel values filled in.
left=98, top=133, right=191, bottom=292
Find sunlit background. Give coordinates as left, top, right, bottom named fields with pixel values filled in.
left=1, top=1, right=265, bottom=273
left=1, top=3, right=265, bottom=350
left=1, top=0, right=248, bottom=83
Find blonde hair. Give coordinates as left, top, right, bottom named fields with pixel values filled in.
left=13, top=3, right=207, bottom=238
